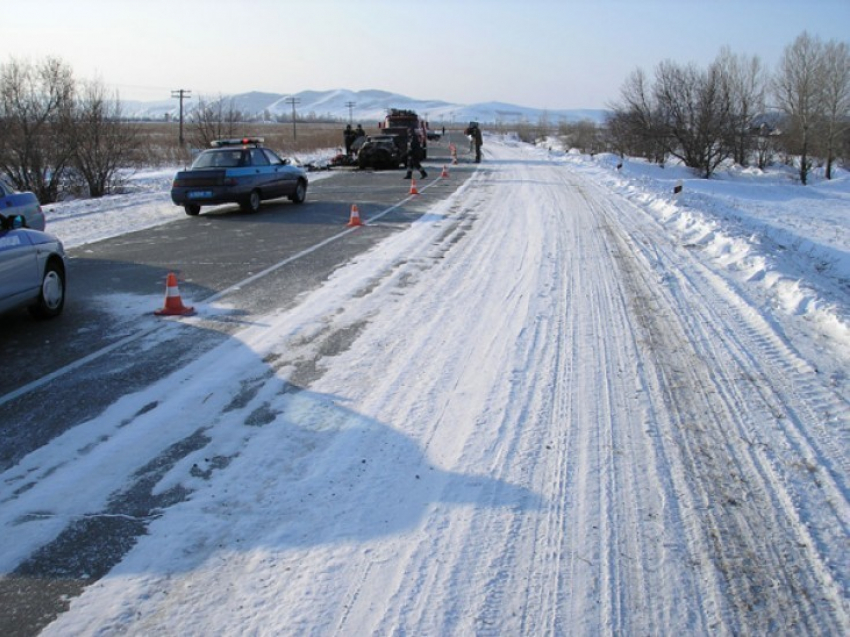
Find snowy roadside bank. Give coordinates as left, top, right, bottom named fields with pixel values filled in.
left=543, top=141, right=850, bottom=394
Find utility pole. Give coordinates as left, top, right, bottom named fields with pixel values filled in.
left=171, top=89, right=192, bottom=145
left=345, top=101, right=356, bottom=124
left=285, top=97, right=300, bottom=141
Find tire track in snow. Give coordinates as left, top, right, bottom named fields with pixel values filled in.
left=376, top=144, right=685, bottom=634
left=381, top=144, right=709, bottom=635
left=543, top=171, right=673, bottom=635
left=317, top=149, right=653, bottom=634
left=317, top=166, right=552, bottom=635
left=577, top=170, right=849, bottom=633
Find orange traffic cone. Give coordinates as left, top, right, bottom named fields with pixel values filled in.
left=441, top=165, right=449, bottom=178
left=347, top=203, right=363, bottom=227
left=154, top=272, right=195, bottom=316
left=409, top=178, right=419, bottom=195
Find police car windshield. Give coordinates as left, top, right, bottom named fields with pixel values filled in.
left=192, top=149, right=246, bottom=169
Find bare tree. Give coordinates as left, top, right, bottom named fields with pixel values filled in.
left=536, top=110, right=551, bottom=142
left=72, top=80, right=141, bottom=197
left=772, top=32, right=825, bottom=185
left=818, top=40, right=850, bottom=179
left=514, top=117, right=536, bottom=144
left=559, top=119, right=603, bottom=155
left=752, top=120, right=780, bottom=170
left=716, top=47, right=767, bottom=166
left=0, top=57, right=76, bottom=203
left=654, top=59, right=733, bottom=177
left=607, top=68, right=667, bottom=164
left=189, top=95, right=243, bottom=149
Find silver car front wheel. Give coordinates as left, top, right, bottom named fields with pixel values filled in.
left=30, top=262, right=65, bottom=319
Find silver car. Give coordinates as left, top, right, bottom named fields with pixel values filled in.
left=0, top=213, right=67, bottom=319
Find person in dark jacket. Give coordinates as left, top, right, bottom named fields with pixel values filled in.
left=343, top=124, right=355, bottom=158
left=465, top=122, right=483, bottom=163
left=404, top=130, right=427, bottom=179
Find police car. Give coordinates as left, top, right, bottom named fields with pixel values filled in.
left=170, top=138, right=308, bottom=216
left=0, top=175, right=45, bottom=230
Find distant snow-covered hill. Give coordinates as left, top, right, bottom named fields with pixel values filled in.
left=122, top=88, right=608, bottom=125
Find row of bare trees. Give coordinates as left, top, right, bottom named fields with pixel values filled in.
left=0, top=57, right=140, bottom=203
left=0, top=57, right=344, bottom=203
left=607, top=32, right=850, bottom=183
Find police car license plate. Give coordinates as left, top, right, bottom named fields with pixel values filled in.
left=188, top=191, right=212, bottom=199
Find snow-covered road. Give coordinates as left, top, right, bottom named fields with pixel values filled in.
left=4, top=140, right=847, bottom=634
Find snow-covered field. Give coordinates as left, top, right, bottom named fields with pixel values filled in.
left=4, top=137, right=848, bottom=634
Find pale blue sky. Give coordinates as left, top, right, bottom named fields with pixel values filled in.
left=2, top=0, right=848, bottom=109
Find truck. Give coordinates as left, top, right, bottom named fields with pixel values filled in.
left=381, top=108, right=428, bottom=160
left=356, top=109, right=430, bottom=171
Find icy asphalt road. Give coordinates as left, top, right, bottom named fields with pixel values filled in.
left=2, top=139, right=848, bottom=635
left=0, top=159, right=467, bottom=475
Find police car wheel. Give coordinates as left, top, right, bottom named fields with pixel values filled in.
left=242, top=190, right=261, bottom=213
left=290, top=180, right=307, bottom=204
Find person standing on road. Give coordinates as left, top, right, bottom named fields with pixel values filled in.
left=349, top=124, right=367, bottom=157
left=344, top=124, right=355, bottom=158
left=465, top=122, right=483, bottom=163
left=404, top=129, right=427, bottom=180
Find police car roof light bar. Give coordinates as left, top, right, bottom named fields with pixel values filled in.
left=211, top=137, right=265, bottom=148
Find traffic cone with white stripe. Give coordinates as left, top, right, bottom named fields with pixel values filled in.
left=154, top=272, right=195, bottom=316
left=409, top=178, right=419, bottom=195
left=441, top=165, right=449, bottom=178
left=347, top=203, right=363, bottom=227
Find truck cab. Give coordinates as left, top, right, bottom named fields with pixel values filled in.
left=381, top=109, right=429, bottom=159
